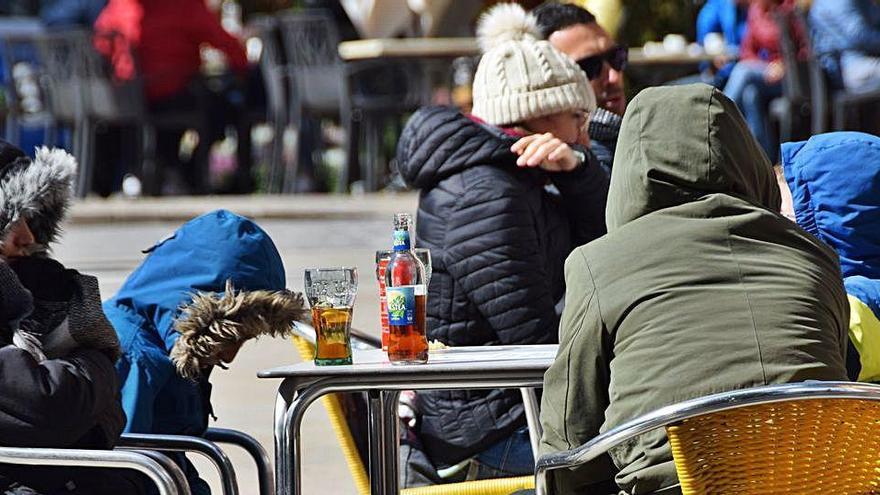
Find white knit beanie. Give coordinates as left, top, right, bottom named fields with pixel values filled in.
left=471, top=3, right=597, bottom=127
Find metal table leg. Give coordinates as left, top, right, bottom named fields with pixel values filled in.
left=274, top=380, right=295, bottom=495
left=381, top=390, right=401, bottom=494
left=520, top=387, right=543, bottom=462
left=367, top=390, right=388, bottom=494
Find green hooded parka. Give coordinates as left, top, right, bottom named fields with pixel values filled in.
left=539, top=84, right=849, bottom=494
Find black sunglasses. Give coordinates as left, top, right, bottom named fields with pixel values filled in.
left=575, top=45, right=628, bottom=80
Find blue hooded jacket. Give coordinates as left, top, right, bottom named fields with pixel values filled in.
left=782, top=132, right=880, bottom=381
left=104, top=209, right=285, bottom=437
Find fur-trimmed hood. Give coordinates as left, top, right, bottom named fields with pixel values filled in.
left=171, top=280, right=308, bottom=379
left=0, top=147, right=76, bottom=249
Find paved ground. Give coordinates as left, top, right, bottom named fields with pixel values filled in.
left=54, top=193, right=418, bottom=495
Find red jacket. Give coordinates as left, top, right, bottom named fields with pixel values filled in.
left=740, top=0, right=809, bottom=62
left=94, top=0, right=248, bottom=102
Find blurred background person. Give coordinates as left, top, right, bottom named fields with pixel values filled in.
left=810, top=0, right=880, bottom=94
left=695, top=0, right=749, bottom=88
left=534, top=1, right=628, bottom=172
left=780, top=132, right=880, bottom=383
left=723, top=0, right=807, bottom=162
left=94, top=0, right=258, bottom=194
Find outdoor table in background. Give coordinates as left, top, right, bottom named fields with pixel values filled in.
left=628, top=46, right=722, bottom=87
left=338, top=37, right=479, bottom=61
left=628, top=47, right=716, bottom=67
left=260, top=344, right=558, bottom=495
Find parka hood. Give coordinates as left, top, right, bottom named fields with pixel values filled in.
left=105, top=209, right=289, bottom=354
left=607, top=84, right=779, bottom=231
left=0, top=147, right=76, bottom=250
left=781, top=132, right=880, bottom=281
left=396, top=106, right=520, bottom=189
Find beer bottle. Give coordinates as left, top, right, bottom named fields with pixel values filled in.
left=384, top=213, right=429, bottom=364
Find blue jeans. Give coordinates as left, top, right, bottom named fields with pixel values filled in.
left=400, top=425, right=535, bottom=487
left=473, top=426, right=535, bottom=476
left=723, top=60, right=782, bottom=162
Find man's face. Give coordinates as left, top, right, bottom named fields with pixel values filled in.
left=549, top=22, right=627, bottom=115
left=0, top=219, right=35, bottom=259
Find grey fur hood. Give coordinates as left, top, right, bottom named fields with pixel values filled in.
left=0, top=147, right=76, bottom=249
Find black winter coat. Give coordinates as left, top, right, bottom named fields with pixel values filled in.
left=0, top=345, right=129, bottom=494
left=396, top=106, right=609, bottom=465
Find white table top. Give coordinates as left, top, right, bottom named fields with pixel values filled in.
left=337, top=38, right=715, bottom=67
left=258, top=344, right=558, bottom=379
left=338, top=37, right=480, bottom=60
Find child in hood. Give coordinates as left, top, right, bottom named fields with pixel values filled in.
left=104, top=209, right=307, bottom=495
left=781, top=131, right=880, bottom=382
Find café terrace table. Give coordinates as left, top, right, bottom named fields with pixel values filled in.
left=338, top=37, right=715, bottom=67
left=259, top=344, right=558, bottom=495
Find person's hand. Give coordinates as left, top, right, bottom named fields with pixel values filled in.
left=765, top=61, right=785, bottom=84
left=510, top=133, right=581, bottom=172
left=712, top=55, right=730, bottom=70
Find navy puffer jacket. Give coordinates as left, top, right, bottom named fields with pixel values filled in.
left=396, top=106, right=609, bottom=465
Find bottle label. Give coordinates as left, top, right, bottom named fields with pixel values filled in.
left=386, top=284, right=425, bottom=325
left=392, top=230, right=411, bottom=251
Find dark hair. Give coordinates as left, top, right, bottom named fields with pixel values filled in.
left=0, top=139, right=28, bottom=179
left=532, top=2, right=597, bottom=39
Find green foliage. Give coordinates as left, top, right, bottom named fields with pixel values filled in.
left=618, top=0, right=699, bottom=47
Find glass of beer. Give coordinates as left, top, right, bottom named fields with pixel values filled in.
left=304, top=267, right=357, bottom=366
left=376, top=248, right=431, bottom=350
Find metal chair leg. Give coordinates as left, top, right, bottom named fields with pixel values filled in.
left=205, top=428, right=274, bottom=495
left=118, top=433, right=239, bottom=495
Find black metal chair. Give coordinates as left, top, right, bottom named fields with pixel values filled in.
left=277, top=11, right=351, bottom=193
left=35, top=29, right=215, bottom=197
left=249, top=15, right=291, bottom=194
left=769, top=11, right=812, bottom=145
left=32, top=29, right=90, bottom=188
left=796, top=10, right=880, bottom=134
left=277, top=11, right=426, bottom=193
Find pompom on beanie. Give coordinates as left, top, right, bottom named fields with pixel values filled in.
left=471, top=3, right=597, bottom=127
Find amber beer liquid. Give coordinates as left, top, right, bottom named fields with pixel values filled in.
left=312, top=305, right=353, bottom=365
left=385, top=213, right=429, bottom=364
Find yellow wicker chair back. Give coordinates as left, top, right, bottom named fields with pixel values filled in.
left=666, top=398, right=880, bottom=495
left=291, top=335, right=534, bottom=495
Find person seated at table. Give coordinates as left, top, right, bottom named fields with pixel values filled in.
left=103, top=209, right=308, bottom=495
left=779, top=132, right=880, bottom=383
left=810, top=0, right=880, bottom=94
left=533, top=1, right=627, bottom=172
left=93, top=0, right=259, bottom=194
left=395, top=2, right=608, bottom=487
left=539, top=84, right=849, bottom=495
left=695, top=0, right=749, bottom=88
left=723, top=0, right=807, bottom=162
